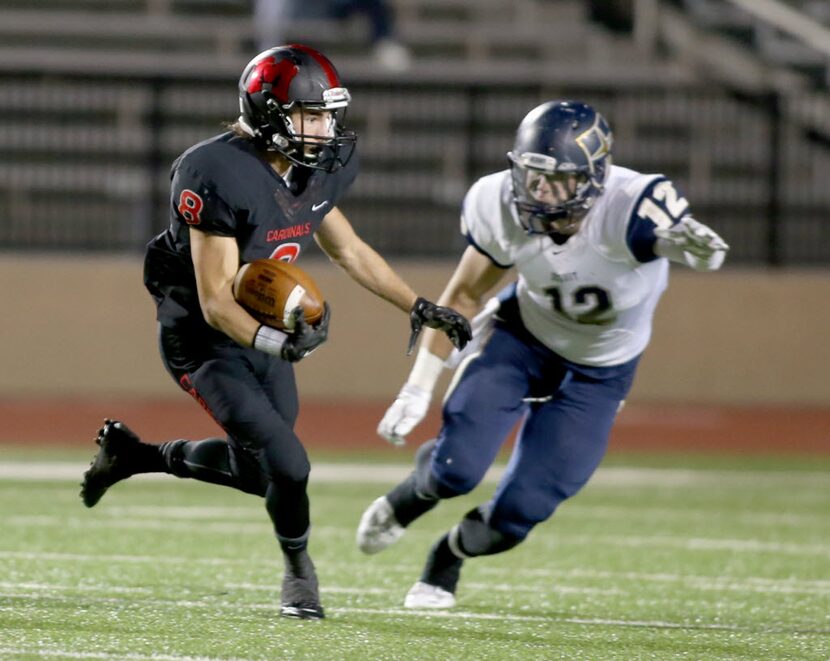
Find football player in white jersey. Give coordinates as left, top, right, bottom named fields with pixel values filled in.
left=355, top=100, right=729, bottom=609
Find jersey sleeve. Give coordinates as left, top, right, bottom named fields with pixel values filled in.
left=460, top=176, right=514, bottom=268
left=170, top=160, right=237, bottom=237
left=625, top=177, right=691, bottom=263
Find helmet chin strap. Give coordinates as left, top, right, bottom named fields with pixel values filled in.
left=271, top=134, right=290, bottom=149
left=238, top=114, right=291, bottom=152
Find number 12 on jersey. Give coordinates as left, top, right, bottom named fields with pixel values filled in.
left=636, top=180, right=689, bottom=229
left=544, top=285, right=616, bottom=325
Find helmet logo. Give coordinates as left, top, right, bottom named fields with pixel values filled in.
left=246, top=56, right=299, bottom=103
left=575, top=117, right=612, bottom=175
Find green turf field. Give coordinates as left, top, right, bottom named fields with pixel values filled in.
left=0, top=449, right=828, bottom=660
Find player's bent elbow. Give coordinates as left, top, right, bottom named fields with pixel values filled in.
left=320, top=243, right=355, bottom=273
left=199, top=298, right=227, bottom=332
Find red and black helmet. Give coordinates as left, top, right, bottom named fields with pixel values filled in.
left=238, top=44, right=356, bottom=171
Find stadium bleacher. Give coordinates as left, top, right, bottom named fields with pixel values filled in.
left=0, top=0, right=827, bottom=263
left=680, top=0, right=830, bottom=88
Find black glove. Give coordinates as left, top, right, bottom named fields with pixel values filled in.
left=281, top=303, right=331, bottom=363
left=407, top=297, right=472, bottom=355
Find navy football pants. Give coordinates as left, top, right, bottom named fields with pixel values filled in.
left=430, top=315, right=639, bottom=540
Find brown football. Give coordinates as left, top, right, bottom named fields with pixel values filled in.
left=232, top=259, right=325, bottom=330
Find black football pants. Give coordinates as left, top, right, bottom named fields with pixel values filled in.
left=158, top=324, right=310, bottom=544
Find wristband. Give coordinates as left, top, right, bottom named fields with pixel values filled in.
left=253, top=325, right=288, bottom=357
left=407, top=348, right=445, bottom=392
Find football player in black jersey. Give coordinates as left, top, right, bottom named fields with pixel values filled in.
left=80, top=44, right=471, bottom=621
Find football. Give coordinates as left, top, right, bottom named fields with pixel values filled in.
left=232, top=259, right=325, bottom=331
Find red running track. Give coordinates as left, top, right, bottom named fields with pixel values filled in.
left=0, top=397, right=828, bottom=454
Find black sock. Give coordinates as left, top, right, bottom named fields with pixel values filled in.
left=128, top=441, right=169, bottom=474
left=279, top=530, right=311, bottom=559
left=387, top=473, right=439, bottom=527
left=268, top=478, right=310, bottom=544
left=421, top=533, right=463, bottom=593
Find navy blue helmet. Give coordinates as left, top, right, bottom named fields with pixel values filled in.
left=507, top=101, right=613, bottom=236
left=238, top=44, right=356, bottom=171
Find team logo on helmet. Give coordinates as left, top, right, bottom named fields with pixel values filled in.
left=246, top=56, right=299, bottom=101
left=237, top=44, right=356, bottom=172
left=575, top=117, right=613, bottom=177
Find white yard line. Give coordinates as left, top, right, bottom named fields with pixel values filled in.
left=569, top=534, right=830, bottom=556
left=1, top=461, right=830, bottom=488
left=3, top=598, right=825, bottom=661
left=224, top=581, right=622, bottom=597
left=514, top=568, right=830, bottom=592
left=0, top=592, right=759, bottom=632
left=3, top=499, right=827, bottom=530
left=1, top=550, right=827, bottom=595
left=0, top=550, right=248, bottom=566
left=105, top=505, right=260, bottom=519
left=2, top=591, right=827, bottom=634
left=0, top=650, right=251, bottom=661
left=334, top=607, right=745, bottom=631
left=0, top=581, right=150, bottom=595
left=10, top=502, right=826, bottom=530
left=563, top=504, right=830, bottom=528
left=4, top=516, right=270, bottom=534
left=0, top=595, right=759, bottom=633
left=5, top=514, right=830, bottom=557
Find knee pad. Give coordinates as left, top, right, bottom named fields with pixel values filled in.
left=271, top=472, right=309, bottom=497
left=257, top=443, right=310, bottom=486
left=449, top=507, right=524, bottom=558
left=413, top=439, right=461, bottom=500
left=413, top=439, right=438, bottom=498
left=415, top=437, right=435, bottom=468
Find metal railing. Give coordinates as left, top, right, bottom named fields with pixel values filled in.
left=0, top=70, right=828, bottom=265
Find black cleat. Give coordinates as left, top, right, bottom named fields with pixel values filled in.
left=280, top=602, right=325, bottom=620
left=80, top=419, right=141, bottom=508
left=280, top=550, right=325, bottom=620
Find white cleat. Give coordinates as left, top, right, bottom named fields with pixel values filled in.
left=356, top=496, right=405, bottom=554
left=404, top=581, right=456, bottom=609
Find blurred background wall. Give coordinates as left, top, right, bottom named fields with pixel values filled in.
left=1, top=255, right=829, bottom=405
left=0, top=0, right=828, bottom=444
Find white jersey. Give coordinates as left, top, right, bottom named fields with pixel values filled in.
left=462, top=165, right=687, bottom=367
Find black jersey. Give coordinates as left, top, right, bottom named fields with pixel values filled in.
left=144, top=132, right=358, bottom=332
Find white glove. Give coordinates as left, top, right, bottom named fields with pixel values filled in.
left=377, top=383, right=431, bottom=446
left=654, top=217, right=729, bottom=271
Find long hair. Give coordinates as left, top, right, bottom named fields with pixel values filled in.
left=226, top=119, right=254, bottom=142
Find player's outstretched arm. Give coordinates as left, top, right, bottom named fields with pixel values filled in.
left=314, top=207, right=471, bottom=352
left=377, top=246, right=509, bottom=445
left=654, top=217, right=729, bottom=271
